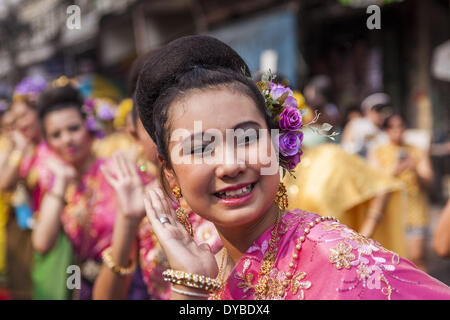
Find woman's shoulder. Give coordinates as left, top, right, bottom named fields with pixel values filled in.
left=286, top=211, right=450, bottom=299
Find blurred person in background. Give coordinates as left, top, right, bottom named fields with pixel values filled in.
left=0, top=86, right=13, bottom=299
left=369, top=113, right=434, bottom=271
left=303, top=75, right=341, bottom=146
left=341, top=104, right=362, bottom=133
left=341, top=92, right=392, bottom=158
left=433, top=199, right=450, bottom=258
left=283, top=141, right=407, bottom=256
left=303, top=75, right=340, bottom=128
left=30, top=82, right=159, bottom=300
left=0, top=75, right=48, bottom=299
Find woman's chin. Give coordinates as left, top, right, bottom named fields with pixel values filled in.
left=62, top=153, right=83, bottom=167
left=209, top=202, right=266, bottom=228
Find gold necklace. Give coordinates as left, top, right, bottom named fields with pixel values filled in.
left=216, top=247, right=227, bottom=284
left=254, top=209, right=282, bottom=299
left=210, top=247, right=228, bottom=300
left=212, top=209, right=282, bottom=300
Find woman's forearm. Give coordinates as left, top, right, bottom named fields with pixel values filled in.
left=415, top=157, right=434, bottom=189
left=31, top=178, right=67, bottom=254
left=93, top=213, right=141, bottom=300
left=433, top=201, right=450, bottom=258
left=359, top=193, right=390, bottom=238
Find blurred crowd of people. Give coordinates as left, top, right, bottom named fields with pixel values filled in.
left=0, top=52, right=448, bottom=300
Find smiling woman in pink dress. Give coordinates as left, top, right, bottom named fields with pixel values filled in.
left=135, top=35, right=450, bottom=300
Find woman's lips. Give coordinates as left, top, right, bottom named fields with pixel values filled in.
left=215, top=183, right=253, bottom=193
left=66, top=146, right=78, bottom=155
left=214, top=182, right=256, bottom=206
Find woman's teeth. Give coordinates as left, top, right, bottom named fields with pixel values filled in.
left=216, top=184, right=254, bottom=199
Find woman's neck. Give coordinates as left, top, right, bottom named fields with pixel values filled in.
left=215, top=202, right=279, bottom=265
left=75, top=151, right=95, bottom=177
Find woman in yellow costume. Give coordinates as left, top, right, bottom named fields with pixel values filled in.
left=282, top=91, right=407, bottom=257
left=369, top=113, right=433, bottom=271
left=0, top=109, right=15, bottom=298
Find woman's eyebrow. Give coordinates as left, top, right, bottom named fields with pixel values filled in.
left=233, top=120, right=261, bottom=130
left=179, top=120, right=262, bottom=145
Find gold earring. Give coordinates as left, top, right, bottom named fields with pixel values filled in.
left=275, top=182, right=288, bottom=210
left=172, top=186, right=193, bottom=237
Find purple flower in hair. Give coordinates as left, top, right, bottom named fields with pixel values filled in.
left=97, top=101, right=115, bottom=121
left=279, top=106, right=302, bottom=131
left=86, top=116, right=100, bottom=131
left=278, top=131, right=303, bottom=157
left=83, top=98, right=95, bottom=114
left=269, top=83, right=294, bottom=101
left=283, top=95, right=298, bottom=108
left=14, top=75, right=47, bottom=97
left=284, top=150, right=303, bottom=170
left=95, top=130, right=106, bottom=139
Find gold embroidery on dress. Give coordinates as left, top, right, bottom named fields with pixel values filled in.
left=290, top=271, right=311, bottom=300
left=329, top=241, right=356, bottom=270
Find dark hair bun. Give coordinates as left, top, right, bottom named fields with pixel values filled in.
left=135, top=35, right=251, bottom=138
left=37, top=84, right=84, bottom=121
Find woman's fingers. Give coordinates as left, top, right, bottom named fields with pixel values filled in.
left=153, top=188, right=176, bottom=225
left=198, top=243, right=212, bottom=253
left=112, top=152, right=126, bottom=180
left=148, top=189, right=164, bottom=217
left=117, top=152, right=133, bottom=178
left=123, top=154, right=140, bottom=180
left=143, top=193, right=163, bottom=230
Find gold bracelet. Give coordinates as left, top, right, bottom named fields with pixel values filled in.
left=162, top=269, right=222, bottom=293
left=101, top=247, right=136, bottom=276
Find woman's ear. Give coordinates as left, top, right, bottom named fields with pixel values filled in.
left=160, top=156, right=177, bottom=189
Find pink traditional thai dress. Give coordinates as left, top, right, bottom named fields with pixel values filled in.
left=19, top=142, right=56, bottom=211
left=27, top=150, right=154, bottom=299
left=214, top=209, right=450, bottom=300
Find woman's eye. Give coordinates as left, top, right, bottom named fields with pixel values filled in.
left=51, top=131, right=60, bottom=139
left=191, top=144, right=214, bottom=155
left=237, top=132, right=259, bottom=146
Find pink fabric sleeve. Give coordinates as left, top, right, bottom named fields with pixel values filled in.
left=137, top=218, right=171, bottom=300
left=303, top=218, right=450, bottom=300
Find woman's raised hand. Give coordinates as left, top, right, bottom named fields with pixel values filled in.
left=10, top=130, right=30, bottom=153
left=144, top=188, right=219, bottom=279
left=101, top=152, right=145, bottom=221
left=46, top=157, right=77, bottom=193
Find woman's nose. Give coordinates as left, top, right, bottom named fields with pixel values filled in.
left=61, top=131, right=73, bottom=144
left=215, top=162, right=246, bottom=179
left=215, top=145, right=246, bottom=179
